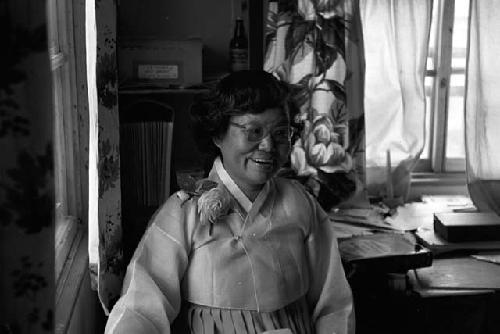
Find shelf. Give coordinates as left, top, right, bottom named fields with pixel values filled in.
left=119, top=87, right=210, bottom=95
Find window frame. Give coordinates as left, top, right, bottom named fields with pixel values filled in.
left=414, top=0, right=468, bottom=176
left=49, top=0, right=86, bottom=287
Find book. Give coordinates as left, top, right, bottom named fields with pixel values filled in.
left=338, top=232, right=433, bottom=273
left=415, top=227, right=500, bottom=255
left=434, top=212, right=500, bottom=242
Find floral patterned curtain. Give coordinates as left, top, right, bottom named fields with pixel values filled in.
left=0, top=0, right=54, bottom=332
left=87, top=0, right=124, bottom=314
left=264, top=0, right=367, bottom=210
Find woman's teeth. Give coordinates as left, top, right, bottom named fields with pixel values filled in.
left=252, top=158, right=273, bottom=166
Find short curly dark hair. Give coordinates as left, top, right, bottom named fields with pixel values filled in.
left=190, top=70, right=296, bottom=162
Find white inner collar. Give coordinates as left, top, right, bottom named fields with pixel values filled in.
left=214, top=157, right=253, bottom=213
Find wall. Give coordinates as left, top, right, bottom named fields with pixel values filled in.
left=118, top=0, right=244, bottom=78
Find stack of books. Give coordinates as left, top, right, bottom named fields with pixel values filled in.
left=416, top=212, right=500, bottom=255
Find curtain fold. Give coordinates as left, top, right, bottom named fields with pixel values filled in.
left=360, top=0, right=432, bottom=201
left=465, top=0, right=500, bottom=214
left=264, top=0, right=367, bottom=210
left=87, top=0, right=124, bottom=314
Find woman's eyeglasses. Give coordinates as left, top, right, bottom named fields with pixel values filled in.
left=229, top=122, right=293, bottom=144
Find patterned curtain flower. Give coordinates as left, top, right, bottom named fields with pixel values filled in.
left=292, top=115, right=352, bottom=175
left=316, top=0, right=345, bottom=19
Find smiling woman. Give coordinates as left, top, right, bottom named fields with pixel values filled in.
left=214, top=108, right=291, bottom=201
left=104, top=70, right=355, bottom=334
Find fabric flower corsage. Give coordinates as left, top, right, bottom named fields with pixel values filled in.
left=179, top=179, right=232, bottom=235
left=197, top=184, right=232, bottom=229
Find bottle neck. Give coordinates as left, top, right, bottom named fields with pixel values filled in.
left=234, top=19, right=246, bottom=38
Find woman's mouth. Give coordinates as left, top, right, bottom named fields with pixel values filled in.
left=250, top=158, right=275, bottom=169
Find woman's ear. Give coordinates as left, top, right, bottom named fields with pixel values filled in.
left=213, top=137, right=221, bottom=149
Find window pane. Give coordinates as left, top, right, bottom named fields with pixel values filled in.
left=445, top=0, right=469, bottom=163
left=422, top=76, right=434, bottom=160
left=50, top=0, right=81, bottom=282
left=445, top=90, right=465, bottom=159
left=421, top=0, right=440, bottom=163
left=426, top=0, right=440, bottom=72
left=452, top=0, right=470, bottom=50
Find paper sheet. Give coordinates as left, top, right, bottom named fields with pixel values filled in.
left=471, top=253, right=500, bottom=265
left=384, top=195, right=476, bottom=231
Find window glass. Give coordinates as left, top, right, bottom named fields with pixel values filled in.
left=445, top=0, right=469, bottom=163
left=421, top=0, right=440, bottom=161
left=49, top=0, right=81, bottom=282
left=422, top=76, right=434, bottom=160
left=420, top=0, right=469, bottom=171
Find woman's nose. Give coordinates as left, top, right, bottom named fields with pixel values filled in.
left=258, top=133, right=274, bottom=152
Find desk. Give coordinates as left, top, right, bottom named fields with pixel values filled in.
left=335, top=199, right=500, bottom=333
left=350, top=256, right=500, bottom=334
left=409, top=257, right=500, bottom=291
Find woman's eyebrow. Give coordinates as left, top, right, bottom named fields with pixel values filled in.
left=239, top=116, right=289, bottom=127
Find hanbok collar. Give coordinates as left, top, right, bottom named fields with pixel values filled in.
left=211, top=157, right=272, bottom=219
left=213, top=157, right=253, bottom=213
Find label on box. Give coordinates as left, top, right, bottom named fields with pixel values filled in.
left=137, top=64, right=179, bottom=80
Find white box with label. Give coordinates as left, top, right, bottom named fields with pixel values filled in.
left=118, top=39, right=202, bottom=88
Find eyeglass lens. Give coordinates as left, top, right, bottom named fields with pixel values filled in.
left=232, top=122, right=291, bottom=143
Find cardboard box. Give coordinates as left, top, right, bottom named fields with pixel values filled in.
left=118, top=39, right=202, bottom=88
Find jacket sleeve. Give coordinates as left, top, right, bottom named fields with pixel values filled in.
left=105, top=192, right=196, bottom=334
left=304, top=191, right=355, bottom=334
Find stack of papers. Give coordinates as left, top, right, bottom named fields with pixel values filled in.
left=330, top=206, right=397, bottom=239
left=384, top=195, right=476, bottom=231
left=471, top=252, right=500, bottom=265
left=415, top=228, right=500, bottom=255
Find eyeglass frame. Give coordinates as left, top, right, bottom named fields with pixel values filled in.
left=228, top=121, right=294, bottom=144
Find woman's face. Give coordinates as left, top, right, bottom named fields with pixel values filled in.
left=214, top=107, right=290, bottom=198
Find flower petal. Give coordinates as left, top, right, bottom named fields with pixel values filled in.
left=314, top=123, right=331, bottom=143
left=309, top=143, right=329, bottom=165
left=291, top=145, right=317, bottom=177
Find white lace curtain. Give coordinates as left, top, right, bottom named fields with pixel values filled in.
left=359, top=0, right=500, bottom=213
left=465, top=0, right=500, bottom=214
left=359, top=0, right=432, bottom=200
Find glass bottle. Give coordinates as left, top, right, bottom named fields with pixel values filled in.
left=229, top=17, right=249, bottom=72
